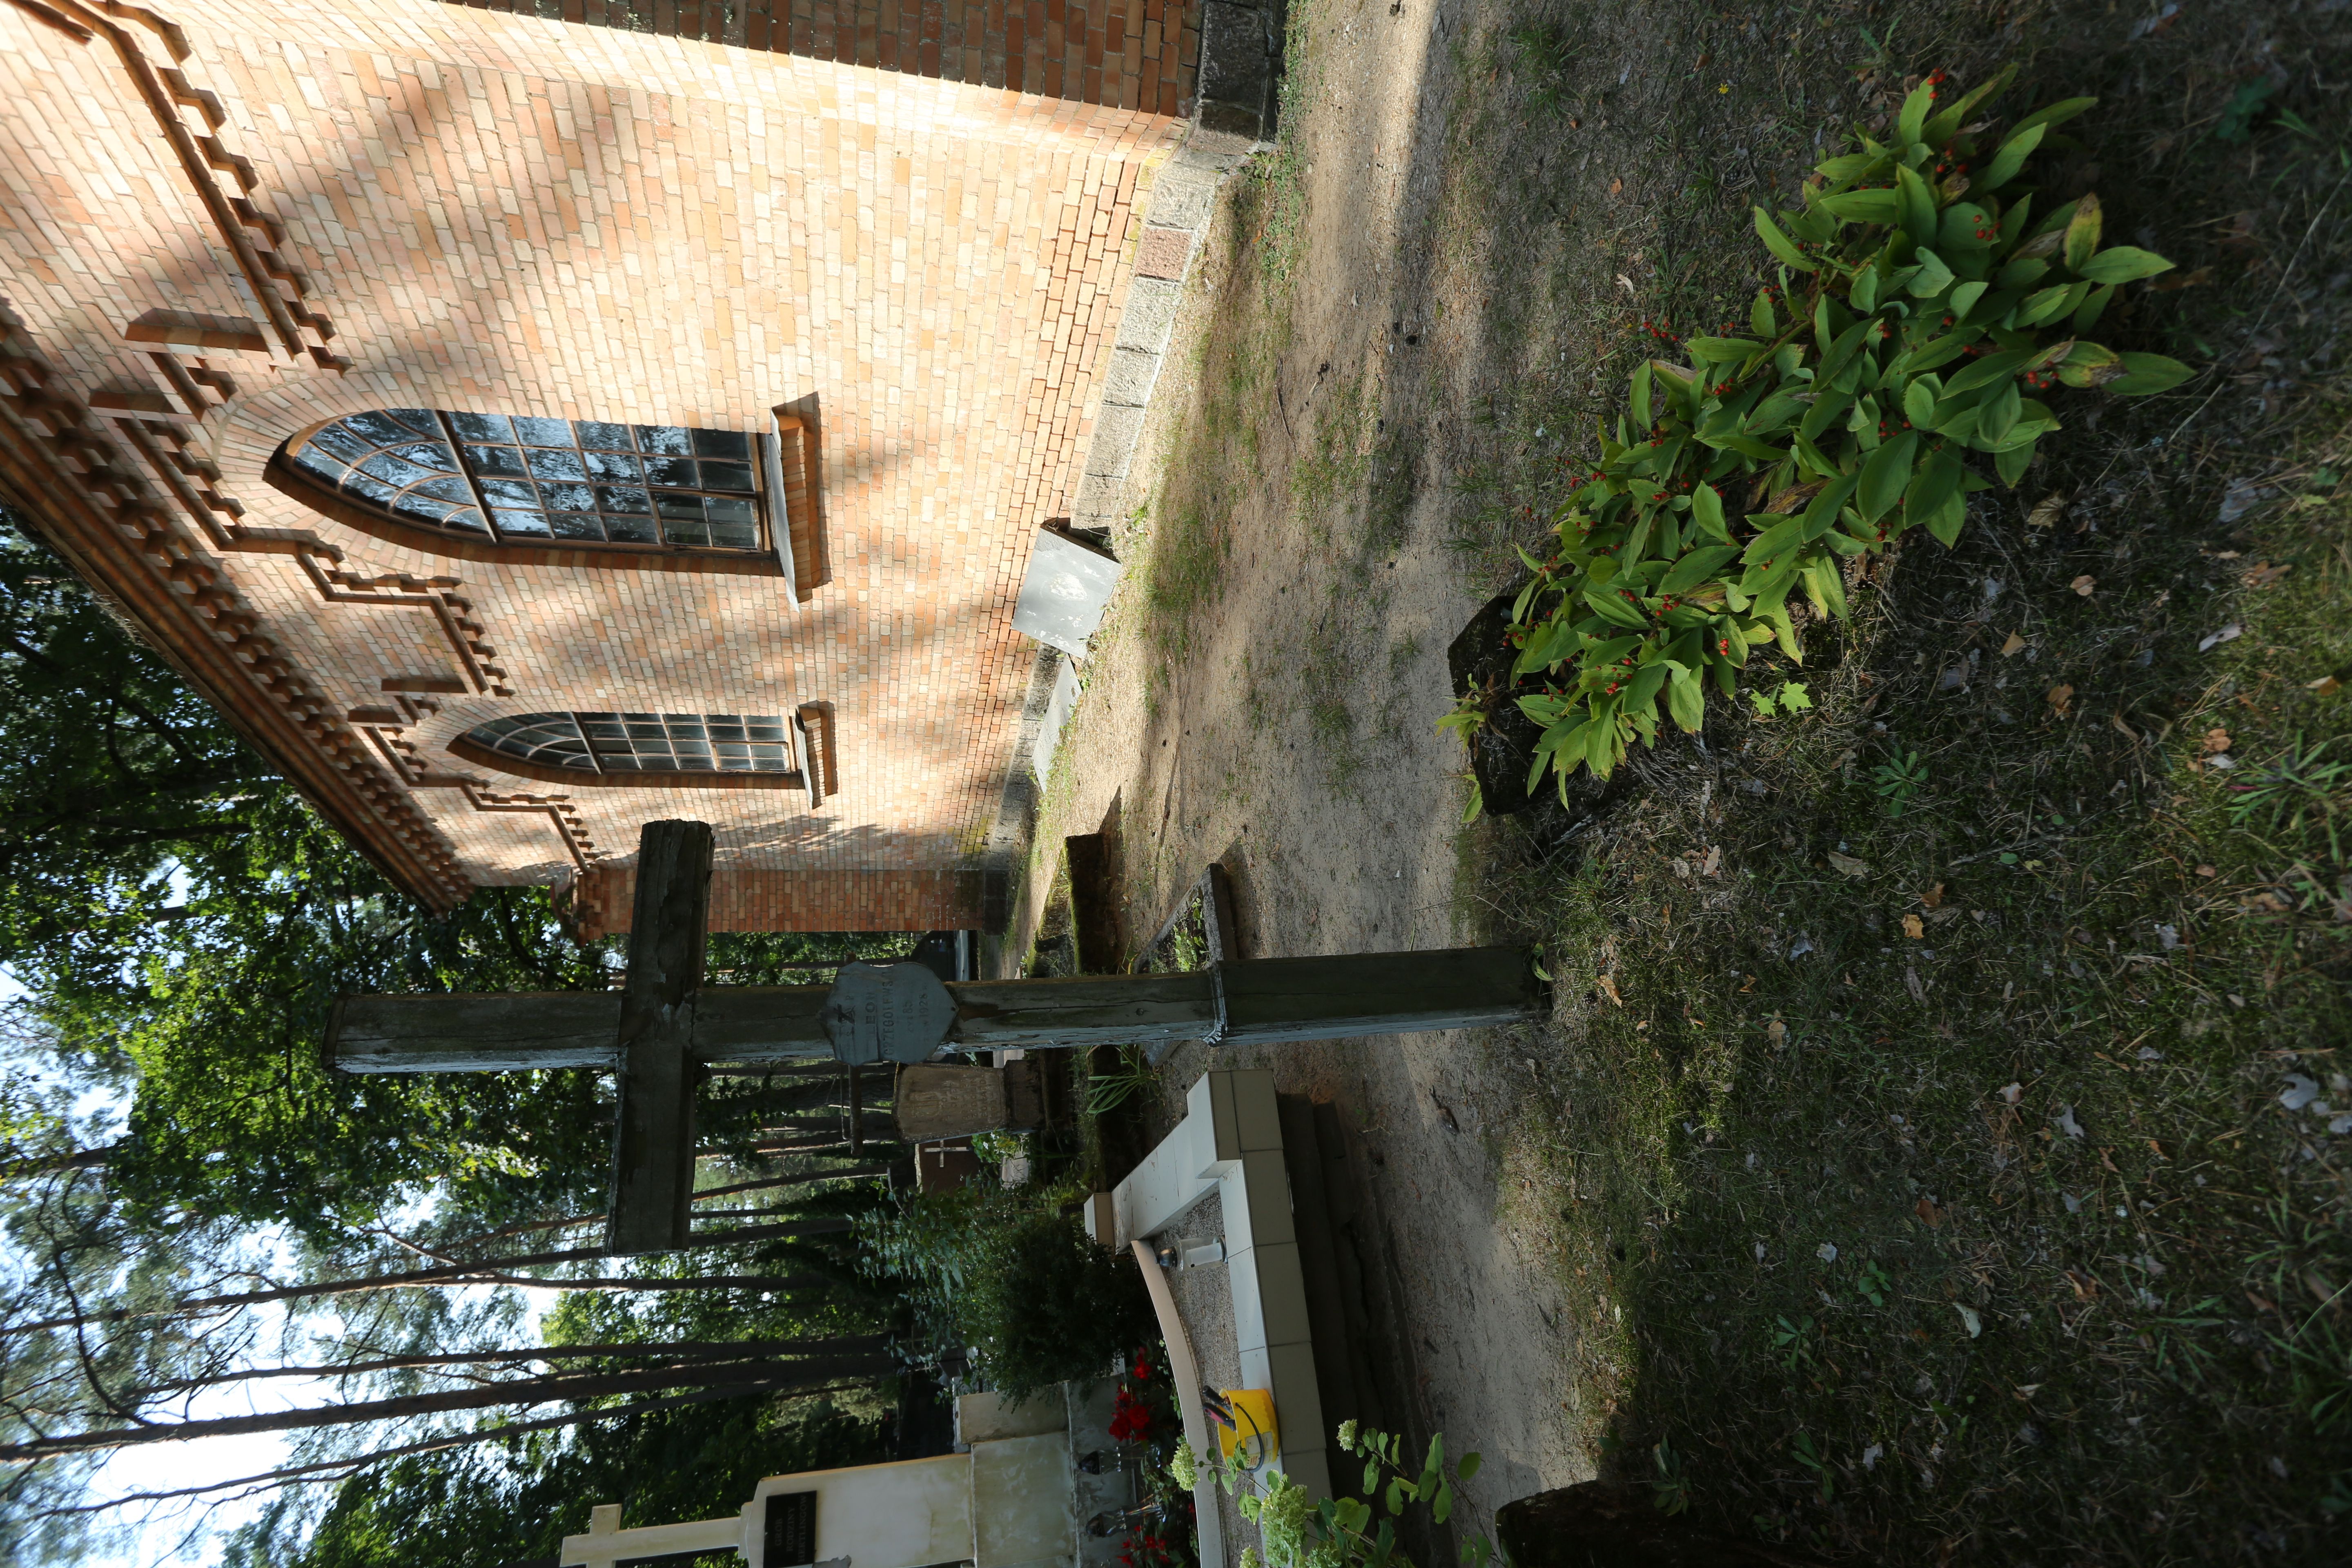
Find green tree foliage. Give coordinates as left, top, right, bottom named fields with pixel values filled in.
left=861, top=1183, right=1154, bottom=1401
left=224, top=1396, right=894, bottom=1568
left=0, top=508, right=922, bottom=1557
left=2, top=506, right=918, bottom=1242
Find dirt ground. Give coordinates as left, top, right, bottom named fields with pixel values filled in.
left=1008, top=0, right=2352, bottom=1561
left=1009, top=0, right=1601, bottom=1529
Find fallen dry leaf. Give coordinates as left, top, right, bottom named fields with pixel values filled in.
left=1595, top=971, right=1623, bottom=1005
left=1915, top=1196, right=1943, bottom=1227
left=1766, top=1018, right=1787, bottom=1045
left=2000, top=631, right=2028, bottom=657
left=1702, top=844, right=1722, bottom=877
left=2244, top=561, right=2291, bottom=588
left=2065, top=1269, right=2100, bottom=1300
left=1922, top=882, right=1946, bottom=909
left=2047, top=683, right=2075, bottom=717
left=1610, top=177, right=1624, bottom=196
left=1902, top=914, right=1926, bottom=939
left=2026, top=492, right=2067, bottom=528
left=2197, top=864, right=2218, bottom=878
left=2070, top=575, right=2097, bottom=596
left=2311, top=674, right=2343, bottom=696
left=1827, top=851, right=1871, bottom=878
left=2202, top=726, right=2233, bottom=754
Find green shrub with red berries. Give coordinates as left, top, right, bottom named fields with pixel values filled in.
left=1447, top=66, right=2193, bottom=801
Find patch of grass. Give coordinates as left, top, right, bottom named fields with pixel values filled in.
left=1472, top=73, right=2352, bottom=1560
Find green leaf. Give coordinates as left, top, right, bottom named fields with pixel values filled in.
left=1666, top=665, right=1705, bottom=731
left=1818, top=187, right=1902, bottom=225
left=1943, top=347, right=2031, bottom=396
left=1800, top=468, right=1863, bottom=536
left=1432, top=1483, right=1454, bottom=1525
left=1813, top=151, right=1878, bottom=186
left=1970, top=121, right=2045, bottom=194
left=1750, top=289, right=1778, bottom=337
left=1979, top=380, right=2022, bottom=445
left=1748, top=687, right=1779, bottom=719
left=1998, top=254, right=2050, bottom=290
left=2013, top=283, right=2076, bottom=328
left=1689, top=482, right=1728, bottom=542
left=1904, top=445, right=1964, bottom=528
left=1754, top=207, right=1816, bottom=271
left=1630, top=361, right=1653, bottom=431
left=1938, top=203, right=1995, bottom=253
left=2064, top=193, right=2103, bottom=274
left=1365, top=1459, right=1383, bottom=1494
left=1688, top=336, right=1765, bottom=363
left=1849, top=264, right=1881, bottom=313
left=1697, top=430, right=1790, bottom=461
left=1923, top=486, right=1967, bottom=546
left=1778, top=680, right=1814, bottom=713
left=1922, top=62, right=2017, bottom=146
left=2009, top=95, right=2097, bottom=141
left=1894, top=163, right=1940, bottom=244
left=1857, top=431, right=1918, bottom=521
left=2077, top=246, right=2174, bottom=285
left=1897, top=80, right=1935, bottom=146
left=2217, top=78, right=2278, bottom=144
left=1995, top=437, right=2036, bottom=487
left=1742, top=514, right=1807, bottom=568
left=1800, top=555, right=1848, bottom=622
left=2106, top=351, right=2194, bottom=395
left=1906, top=247, right=1954, bottom=296
left=1385, top=1478, right=1406, bottom=1516
left=1660, top=545, right=1737, bottom=595
left=1458, top=1452, right=1483, bottom=1482
left=1584, top=587, right=1650, bottom=629
left=1902, top=379, right=1938, bottom=429
left=2071, top=283, right=2116, bottom=332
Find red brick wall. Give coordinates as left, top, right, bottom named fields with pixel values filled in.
left=444, top=0, right=1201, bottom=115
left=0, top=0, right=1183, bottom=930
left=566, top=865, right=986, bottom=937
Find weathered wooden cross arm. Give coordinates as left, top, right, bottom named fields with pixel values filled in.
left=324, top=822, right=1548, bottom=1255
left=327, top=950, right=1547, bottom=1073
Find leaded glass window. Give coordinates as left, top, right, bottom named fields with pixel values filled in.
left=284, top=409, right=764, bottom=551
left=464, top=712, right=798, bottom=777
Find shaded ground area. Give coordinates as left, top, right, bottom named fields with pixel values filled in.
left=1017, top=0, right=2352, bottom=1561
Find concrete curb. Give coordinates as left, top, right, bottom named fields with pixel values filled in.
left=1065, top=125, right=1259, bottom=531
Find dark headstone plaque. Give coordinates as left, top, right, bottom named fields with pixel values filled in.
left=764, top=1490, right=818, bottom=1568
left=823, top=961, right=955, bottom=1066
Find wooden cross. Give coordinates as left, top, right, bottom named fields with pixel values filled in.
left=328, top=822, right=1548, bottom=1255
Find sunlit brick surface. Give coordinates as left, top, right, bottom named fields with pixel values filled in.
left=0, top=0, right=1180, bottom=928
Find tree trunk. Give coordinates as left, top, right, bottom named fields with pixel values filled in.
left=0, top=1352, right=898, bottom=1461
left=0, top=1246, right=837, bottom=1339
left=53, top=1375, right=881, bottom=1518
left=131, top=1334, right=887, bottom=1396
left=691, top=1167, right=888, bottom=1201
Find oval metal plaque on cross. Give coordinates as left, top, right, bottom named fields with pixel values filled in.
left=823, top=961, right=956, bottom=1065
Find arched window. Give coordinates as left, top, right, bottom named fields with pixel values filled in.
left=452, top=711, right=818, bottom=795
left=281, top=409, right=766, bottom=552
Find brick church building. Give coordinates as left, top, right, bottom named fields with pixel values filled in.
left=0, top=0, right=1270, bottom=938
